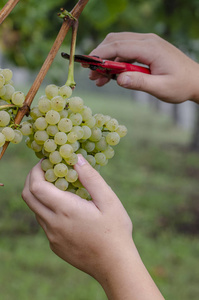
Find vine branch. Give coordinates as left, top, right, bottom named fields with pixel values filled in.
left=0, top=0, right=20, bottom=25
left=0, top=0, right=90, bottom=160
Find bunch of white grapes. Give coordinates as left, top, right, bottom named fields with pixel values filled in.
left=0, top=68, right=25, bottom=147
left=24, top=83, right=127, bottom=199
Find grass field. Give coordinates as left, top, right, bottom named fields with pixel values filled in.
left=1, top=89, right=199, bottom=299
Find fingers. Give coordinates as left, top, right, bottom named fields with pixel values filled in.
left=74, top=155, right=119, bottom=211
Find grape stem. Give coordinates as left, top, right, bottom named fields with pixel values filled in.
left=0, top=0, right=20, bottom=25
left=0, top=0, right=90, bottom=160
left=66, top=20, right=79, bottom=89
left=0, top=104, right=17, bottom=110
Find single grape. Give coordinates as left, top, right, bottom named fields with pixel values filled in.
left=89, top=126, right=102, bottom=142
left=11, top=91, right=25, bottom=106
left=83, top=141, right=95, bottom=152
left=10, top=130, right=23, bottom=144
left=38, top=96, right=51, bottom=113
left=49, top=151, right=62, bottom=164
left=59, top=85, right=72, bottom=98
left=84, top=116, right=96, bottom=128
left=94, top=113, right=106, bottom=127
left=55, top=178, right=69, bottom=191
left=1, top=68, right=13, bottom=82
left=45, top=84, right=59, bottom=99
left=69, top=112, right=82, bottom=126
left=95, top=152, right=107, bottom=166
left=46, top=125, right=59, bottom=136
left=68, top=96, right=84, bottom=113
left=76, top=148, right=87, bottom=158
left=106, top=132, right=120, bottom=146
left=59, top=109, right=68, bottom=119
left=86, top=154, right=96, bottom=167
left=70, top=140, right=80, bottom=152
left=76, top=187, right=90, bottom=200
left=59, top=144, right=74, bottom=158
left=51, top=96, right=66, bottom=112
left=30, top=107, right=43, bottom=120
left=81, top=125, right=91, bottom=139
left=80, top=106, right=92, bottom=121
left=116, top=125, right=127, bottom=137
left=1, top=84, right=15, bottom=101
left=105, top=118, right=119, bottom=131
left=54, top=163, right=68, bottom=177
left=95, top=137, right=108, bottom=151
left=54, top=131, right=67, bottom=145
left=67, top=131, right=78, bottom=143
left=64, top=153, right=78, bottom=165
left=43, top=139, right=57, bottom=152
left=20, top=121, right=33, bottom=136
left=34, top=130, right=49, bottom=145
left=71, top=126, right=84, bottom=140
left=102, top=145, right=115, bottom=159
left=2, top=127, right=15, bottom=141
left=0, top=86, right=6, bottom=97
left=0, top=74, right=5, bottom=89
left=31, top=140, right=43, bottom=152
left=65, top=168, right=78, bottom=183
left=45, top=168, right=57, bottom=182
left=41, top=158, right=54, bottom=171
left=0, top=111, right=10, bottom=127
left=34, top=117, right=48, bottom=130
left=58, top=118, right=72, bottom=132
left=45, top=110, right=60, bottom=125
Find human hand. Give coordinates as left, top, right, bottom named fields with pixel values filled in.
left=89, top=32, right=199, bottom=104
left=22, top=154, right=133, bottom=281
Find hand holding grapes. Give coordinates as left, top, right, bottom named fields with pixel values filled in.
left=89, top=32, right=199, bottom=104
left=22, top=155, right=164, bottom=300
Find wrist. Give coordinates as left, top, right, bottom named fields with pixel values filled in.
left=95, top=239, right=164, bottom=300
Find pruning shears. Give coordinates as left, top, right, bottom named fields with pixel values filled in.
left=61, top=52, right=151, bottom=79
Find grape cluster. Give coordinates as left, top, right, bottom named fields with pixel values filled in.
left=25, top=83, right=127, bottom=199
left=0, top=68, right=25, bottom=147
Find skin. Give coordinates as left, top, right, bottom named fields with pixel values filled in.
left=22, top=32, right=199, bottom=299
left=89, top=32, right=199, bottom=104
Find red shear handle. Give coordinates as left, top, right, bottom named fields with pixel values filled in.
left=102, top=60, right=151, bottom=74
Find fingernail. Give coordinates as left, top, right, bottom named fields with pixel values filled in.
left=76, top=154, right=87, bottom=166
left=119, top=75, right=131, bottom=87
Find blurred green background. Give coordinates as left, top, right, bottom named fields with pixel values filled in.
left=1, top=0, right=199, bottom=299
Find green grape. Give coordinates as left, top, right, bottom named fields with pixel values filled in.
left=45, top=110, right=60, bottom=125
left=38, top=96, right=51, bottom=113
left=43, top=139, right=57, bottom=152
left=0, top=74, right=5, bottom=89
left=30, top=107, right=43, bottom=120
left=34, top=130, right=49, bottom=145
left=1, top=84, right=15, bottom=101
left=11, top=91, right=25, bottom=106
left=0, top=132, right=6, bottom=147
left=64, top=153, right=78, bottom=165
left=1, top=68, right=13, bottom=82
left=34, top=117, right=48, bottom=130
left=54, top=131, right=67, bottom=145
left=20, top=121, right=33, bottom=136
left=105, top=118, right=119, bottom=131
left=94, top=113, right=106, bottom=127
left=0, top=111, right=10, bottom=127
left=95, top=137, right=108, bottom=151
left=54, top=163, right=68, bottom=177
left=67, top=131, right=78, bottom=143
left=82, top=125, right=91, bottom=139
left=59, top=144, right=74, bottom=158
left=76, top=187, right=90, bottom=200
left=72, top=179, right=83, bottom=188
left=95, top=152, right=107, bottom=166
left=25, top=136, right=33, bottom=148
left=83, top=141, right=95, bottom=152
left=59, top=109, right=68, bottom=119
left=59, top=85, right=72, bottom=98
left=116, top=125, right=127, bottom=137
left=58, top=118, right=72, bottom=132
left=86, top=154, right=96, bottom=167
left=51, top=96, right=66, bottom=112
left=102, top=145, right=115, bottom=159
left=0, top=86, right=6, bottom=97
left=41, top=158, right=54, bottom=172
left=55, top=178, right=69, bottom=191
left=106, top=132, right=120, bottom=146
left=31, top=140, right=43, bottom=152
left=49, top=151, right=62, bottom=164
left=71, top=126, right=84, bottom=140
left=89, top=126, right=102, bottom=142
left=46, top=125, right=59, bottom=136
left=70, top=141, right=80, bottom=152
left=69, top=112, right=82, bottom=126
left=45, top=168, right=57, bottom=182
left=80, top=106, right=92, bottom=121
left=69, top=96, right=84, bottom=113
left=2, top=127, right=15, bottom=141
left=84, top=116, right=96, bottom=128
left=45, top=84, right=59, bottom=99
left=65, top=168, right=78, bottom=183
left=11, top=130, right=23, bottom=144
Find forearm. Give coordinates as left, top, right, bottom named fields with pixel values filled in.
left=97, top=240, right=164, bottom=300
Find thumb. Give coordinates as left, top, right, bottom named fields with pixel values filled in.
left=117, top=71, right=163, bottom=97
left=74, top=154, right=117, bottom=210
